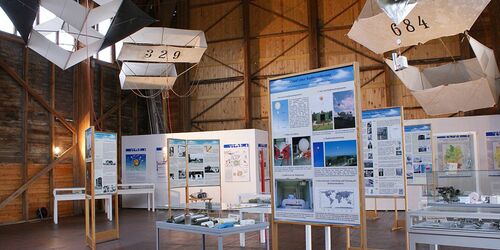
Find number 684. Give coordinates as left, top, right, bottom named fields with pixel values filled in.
left=390, top=16, right=429, bottom=36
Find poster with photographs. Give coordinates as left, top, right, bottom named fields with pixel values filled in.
left=85, top=128, right=92, bottom=163
left=94, top=132, right=117, bottom=194
left=155, top=147, right=168, bottom=179
left=124, top=148, right=147, bottom=183
left=435, top=132, right=476, bottom=177
left=224, top=143, right=250, bottom=182
left=404, top=124, right=433, bottom=185
left=269, top=64, right=362, bottom=226
left=167, top=139, right=187, bottom=188
left=362, top=107, right=405, bottom=197
left=187, top=140, right=220, bottom=187
left=486, top=132, right=500, bottom=171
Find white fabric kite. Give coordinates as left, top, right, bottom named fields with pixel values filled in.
left=348, top=0, right=491, bottom=54
left=120, top=62, right=177, bottom=90
left=28, top=0, right=154, bottom=70
left=117, top=27, right=207, bottom=89
left=386, top=35, right=500, bottom=115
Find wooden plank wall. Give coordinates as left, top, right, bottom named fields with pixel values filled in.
left=184, top=0, right=499, bottom=132
left=0, top=33, right=147, bottom=225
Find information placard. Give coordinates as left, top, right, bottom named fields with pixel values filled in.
left=168, top=139, right=187, bottom=188
left=486, top=131, right=500, bottom=171
left=269, top=64, right=362, bottom=226
left=94, top=132, right=118, bottom=194
left=362, top=107, right=405, bottom=197
left=223, top=143, right=250, bottom=182
left=124, top=147, right=147, bottom=183
left=435, top=132, right=476, bottom=176
left=404, top=124, right=432, bottom=185
left=187, top=140, right=220, bottom=187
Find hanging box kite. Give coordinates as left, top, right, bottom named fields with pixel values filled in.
left=386, top=35, right=500, bottom=115
left=348, top=0, right=491, bottom=54
left=116, top=27, right=207, bottom=89
left=24, top=0, right=155, bottom=70
left=119, top=62, right=177, bottom=90
left=117, top=27, right=207, bottom=64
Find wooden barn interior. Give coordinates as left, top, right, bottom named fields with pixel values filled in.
left=0, top=0, right=499, bottom=249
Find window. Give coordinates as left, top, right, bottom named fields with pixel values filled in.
left=0, top=8, right=15, bottom=34
left=97, top=19, right=113, bottom=63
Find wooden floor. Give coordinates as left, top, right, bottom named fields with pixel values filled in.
left=0, top=209, right=484, bottom=249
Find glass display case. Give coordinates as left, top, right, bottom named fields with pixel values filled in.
left=425, top=170, right=500, bottom=208
left=407, top=170, right=500, bottom=249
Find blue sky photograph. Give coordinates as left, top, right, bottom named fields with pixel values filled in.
left=313, top=142, right=324, bottom=167
left=333, top=90, right=355, bottom=117
left=272, top=99, right=289, bottom=130
left=270, top=66, right=354, bottom=94
left=325, top=140, right=357, bottom=158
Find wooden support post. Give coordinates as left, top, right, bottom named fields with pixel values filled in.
left=242, top=0, right=252, bottom=129
left=49, top=63, right=55, bottom=217
left=22, top=48, right=29, bottom=221
left=307, top=0, right=320, bottom=69
left=367, top=197, right=380, bottom=220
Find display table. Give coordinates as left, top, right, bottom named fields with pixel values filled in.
left=53, top=188, right=112, bottom=224
left=238, top=205, right=272, bottom=247
left=117, top=183, right=155, bottom=211
left=155, top=221, right=269, bottom=250
left=407, top=206, right=500, bottom=250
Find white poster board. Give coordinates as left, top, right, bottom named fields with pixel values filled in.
left=435, top=132, right=477, bottom=176
left=168, top=139, right=187, bottom=189
left=187, top=140, right=220, bottom=187
left=94, top=132, right=117, bottom=194
left=269, top=64, right=362, bottom=226
left=404, top=124, right=433, bottom=185
left=124, top=147, right=147, bottom=183
left=362, top=107, right=405, bottom=197
left=224, top=143, right=250, bottom=182
left=486, top=131, right=500, bottom=171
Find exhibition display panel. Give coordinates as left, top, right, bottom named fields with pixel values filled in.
left=268, top=63, right=367, bottom=248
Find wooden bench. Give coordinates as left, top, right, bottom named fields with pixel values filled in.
left=117, top=183, right=155, bottom=211
left=53, top=188, right=112, bottom=224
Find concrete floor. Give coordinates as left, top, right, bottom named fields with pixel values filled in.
left=0, top=209, right=485, bottom=250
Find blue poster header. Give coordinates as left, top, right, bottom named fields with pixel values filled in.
left=125, top=148, right=146, bottom=152
left=224, top=143, right=249, bottom=148
left=362, top=107, right=401, bottom=119
left=188, top=139, right=220, bottom=145
left=269, top=65, right=354, bottom=94
left=95, top=132, right=116, bottom=140
left=404, top=124, right=431, bottom=133
left=486, top=131, right=500, bottom=137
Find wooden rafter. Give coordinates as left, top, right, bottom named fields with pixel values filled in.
left=204, top=54, right=244, bottom=75
left=95, top=93, right=135, bottom=127
left=191, top=81, right=245, bottom=122
left=251, top=35, right=308, bottom=77
left=0, top=58, right=76, bottom=134
left=0, top=145, right=76, bottom=210
left=323, top=0, right=360, bottom=27
left=321, top=33, right=383, bottom=64
left=203, top=2, right=242, bottom=33
left=249, top=2, right=308, bottom=29
left=190, top=0, right=240, bottom=9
